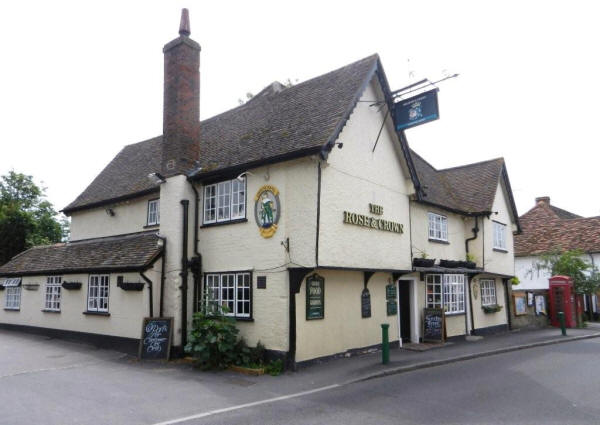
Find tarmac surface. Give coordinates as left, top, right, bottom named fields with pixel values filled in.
left=1, top=325, right=599, bottom=425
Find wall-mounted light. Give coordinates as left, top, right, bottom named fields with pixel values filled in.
left=334, top=142, right=344, bottom=149
left=105, top=208, right=115, bottom=217
left=236, top=171, right=254, bottom=182
left=147, top=172, right=166, bottom=185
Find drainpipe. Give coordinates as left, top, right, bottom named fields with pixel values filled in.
left=140, top=271, right=153, bottom=317
left=190, top=183, right=202, bottom=312
left=180, top=200, right=190, bottom=348
left=464, top=217, right=479, bottom=335
left=158, top=236, right=166, bottom=317
left=465, top=216, right=479, bottom=255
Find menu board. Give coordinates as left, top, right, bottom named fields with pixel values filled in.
left=361, top=288, right=372, bottom=318
left=306, top=274, right=324, bottom=320
left=139, top=317, right=173, bottom=360
left=423, top=308, right=445, bottom=343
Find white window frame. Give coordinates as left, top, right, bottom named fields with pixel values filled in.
left=44, top=276, right=62, bottom=311
left=5, top=286, right=22, bottom=310
left=87, top=275, right=110, bottom=313
left=428, top=212, right=448, bottom=242
left=204, top=272, right=251, bottom=318
left=426, top=274, right=465, bottom=314
left=147, top=199, right=160, bottom=226
left=480, top=279, right=497, bottom=306
left=203, top=177, right=246, bottom=224
left=493, top=221, right=507, bottom=250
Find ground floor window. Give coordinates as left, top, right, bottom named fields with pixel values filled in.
left=87, top=275, right=109, bottom=312
left=44, top=276, right=62, bottom=311
left=426, top=274, right=465, bottom=314
left=480, top=279, right=497, bottom=306
left=204, top=272, right=251, bottom=318
left=5, top=286, right=21, bottom=310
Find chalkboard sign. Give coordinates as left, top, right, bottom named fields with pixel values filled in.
left=361, top=288, right=371, bottom=318
left=306, top=274, right=324, bottom=320
left=386, top=283, right=397, bottom=300
left=387, top=300, right=397, bottom=316
left=423, top=308, right=445, bottom=343
left=139, top=317, right=174, bottom=360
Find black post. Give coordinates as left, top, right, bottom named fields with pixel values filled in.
left=180, top=200, right=189, bottom=348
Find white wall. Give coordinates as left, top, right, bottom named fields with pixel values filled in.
left=515, top=252, right=600, bottom=291
left=318, top=78, right=413, bottom=270
left=483, top=182, right=516, bottom=276
left=0, top=267, right=161, bottom=339
left=69, top=193, right=159, bottom=241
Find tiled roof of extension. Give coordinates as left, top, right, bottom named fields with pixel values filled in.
left=63, top=55, right=382, bottom=213
left=0, top=232, right=162, bottom=277
left=515, top=202, right=600, bottom=256
left=411, top=150, right=508, bottom=215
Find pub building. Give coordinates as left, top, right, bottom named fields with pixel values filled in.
left=0, top=10, right=520, bottom=367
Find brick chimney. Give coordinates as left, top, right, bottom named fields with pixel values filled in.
left=535, top=196, right=550, bottom=206
left=162, top=9, right=201, bottom=176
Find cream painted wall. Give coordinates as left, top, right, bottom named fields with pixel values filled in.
left=0, top=268, right=161, bottom=339
left=295, top=270, right=398, bottom=362
left=318, top=79, right=412, bottom=270
left=470, top=276, right=507, bottom=330
left=514, top=256, right=550, bottom=290
left=483, top=182, right=515, bottom=276
left=410, top=203, right=467, bottom=262
left=69, top=193, right=159, bottom=241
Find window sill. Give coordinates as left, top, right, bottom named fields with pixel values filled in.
left=42, top=309, right=60, bottom=313
left=201, top=218, right=248, bottom=228
left=143, top=224, right=160, bottom=229
left=4, top=308, right=20, bottom=312
left=444, top=312, right=465, bottom=317
left=83, top=311, right=110, bottom=316
left=428, top=238, right=450, bottom=245
left=493, top=248, right=509, bottom=253
left=234, top=317, right=254, bottom=322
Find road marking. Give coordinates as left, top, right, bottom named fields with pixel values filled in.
left=151, top=384, right=341, bottom=425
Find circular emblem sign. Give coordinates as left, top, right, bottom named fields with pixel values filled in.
left=254, top=185, right=281, bottom=238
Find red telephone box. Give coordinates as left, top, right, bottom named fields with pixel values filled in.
left=549, top=276, right=577, bottom=328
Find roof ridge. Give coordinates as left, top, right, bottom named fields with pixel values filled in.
left=69, top=230, right=158, bottom=246
left=438, top=156, right=504, bottom=173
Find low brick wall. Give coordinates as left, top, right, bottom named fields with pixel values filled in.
left=508, top=286, right=549, bottom=329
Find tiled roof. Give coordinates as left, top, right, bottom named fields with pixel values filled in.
left=0, top=232, right=162, bottom=276
left=410, top=150, right=505, bottom=214
left=515, top=202, right=598, bottom=256
left=63, top=55, right=380, bottom=213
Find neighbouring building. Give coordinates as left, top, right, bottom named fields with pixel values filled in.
left=513, top=196, right=600, bottom=327
left=0, top=10, right=520, bottom=367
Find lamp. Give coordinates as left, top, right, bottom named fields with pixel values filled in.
left=236, top=171, right=254, bottom=181
left=147, top=172, right=167, bottom=185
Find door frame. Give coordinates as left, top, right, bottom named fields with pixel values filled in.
left=396, top=277, right=419, bottom=345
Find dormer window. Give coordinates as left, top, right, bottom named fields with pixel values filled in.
left=203, top=177, right=246, bottom=224
left=147, top=199, right=160, bottom=226
left=428, top=212, right=448, bottom=242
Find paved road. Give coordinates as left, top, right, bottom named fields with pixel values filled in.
left=1, top=330, right=599, bottom=425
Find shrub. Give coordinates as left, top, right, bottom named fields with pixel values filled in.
left=184, top=310, right=239, bottom=370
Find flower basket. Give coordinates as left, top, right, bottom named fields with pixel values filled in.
left=439, top=259, right=461, bottom=268
left=23, top=283, right=40, bottom=291
left=482, top=304, right=503, bottom=314
left=62, top=281, right=82, bottom=290
left=117, top=281, right=145, bottom=291
left=457, top=261, right=477, bottom=269
left=412, top=258, right=435, bottom=268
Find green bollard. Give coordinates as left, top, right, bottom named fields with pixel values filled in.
left=558, top=311, right=567, bottom=336
left=381, top=324, right=390, bottom=364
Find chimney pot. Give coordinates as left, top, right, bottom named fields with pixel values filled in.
left=179, top=9, right=191, bottom=36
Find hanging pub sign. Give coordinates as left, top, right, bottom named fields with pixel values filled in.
left=361, top=288, right=372, bottom=318
left=306, top=274, right=324, bottom=320
left=394, top=89, right=440, bottom=131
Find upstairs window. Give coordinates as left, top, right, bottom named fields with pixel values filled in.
left=147, top=199, right=160, bottom=226
left=428, top=212, right=448, bottom=242
left=493, top=221, right=506, bottom=250
left=44, top=276, right=62, bottom=311
left=203, top=177, right=246, bottom=224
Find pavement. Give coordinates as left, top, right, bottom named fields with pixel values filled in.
left=1, top=324, right=599, bottom=425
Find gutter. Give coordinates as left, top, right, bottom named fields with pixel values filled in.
left=139, top=271, right=153, bottom=317
left=180, top=200, right=190, bottom=348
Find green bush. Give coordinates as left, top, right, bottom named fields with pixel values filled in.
left=184, top=310, right=239, bottom=370
left=265, top=359, right=283, bottom=376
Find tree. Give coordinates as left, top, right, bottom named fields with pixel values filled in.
left=0, top=171, right=67, bottom=265
left=535, top=249, right=600, bottom=295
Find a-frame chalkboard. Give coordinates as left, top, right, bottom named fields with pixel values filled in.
left=138, top=317, right=174, bottom=360
left=422, top=308, right=445, bottom=343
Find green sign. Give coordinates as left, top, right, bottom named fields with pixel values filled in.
left=386, top=284, right=397, bottom=300
left=306, top=274, right=324, bottom=320
left=387, top=300, right=398, bottom=316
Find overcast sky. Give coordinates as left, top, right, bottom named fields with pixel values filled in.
left=1, top=1, right=598, bottom=218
